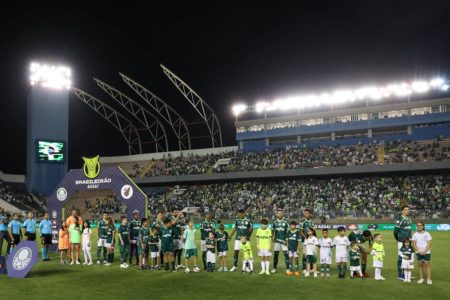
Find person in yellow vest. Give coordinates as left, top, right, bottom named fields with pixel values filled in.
left=371, top=233, right=385, bottom=280
left=256, top=218, right=272, bottom=275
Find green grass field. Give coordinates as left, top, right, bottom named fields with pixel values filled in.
left=1, top=231, right=449, bottom=300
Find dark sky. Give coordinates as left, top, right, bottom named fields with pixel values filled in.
left=1, top=1, right=450, bottom=174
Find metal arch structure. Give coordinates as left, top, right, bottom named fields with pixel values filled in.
left=160, top=64, right=223, bottom=148
left=119, top=73, right=191, bottom=150
left=94, top=78, right=169, bottom=152
left=71, top=87, right=142, bottom=155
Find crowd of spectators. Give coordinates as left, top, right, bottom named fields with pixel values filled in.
left=121, top=139, right=450, bottom=177
left=149, top=174, right=450, bottom=221
left=0, top=180, right=44, bottom=212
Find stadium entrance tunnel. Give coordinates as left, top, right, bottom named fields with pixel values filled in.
left=47, top=166, right=147, bottom=229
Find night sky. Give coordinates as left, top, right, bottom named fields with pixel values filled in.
left=1, top=1, right=450, bottom=174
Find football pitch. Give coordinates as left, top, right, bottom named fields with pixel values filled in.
left=1, top=231, right=449, bottom=300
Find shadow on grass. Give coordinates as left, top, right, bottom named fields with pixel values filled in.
left=28, top=268, right=76, bottom=277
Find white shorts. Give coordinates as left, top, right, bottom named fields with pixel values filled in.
left=373, top=260, right=383, bottom=268
left=173, top=239, right=183, bottom=250
left=82, top=243, right=91, bottom=251
left=207, top=251, right=216, bottom=263
left=320, top=256, right=332, bottom=264
left=201, top=240, right=207, bottom=252
left=105, top=243, right=113, bottom=249
left=151, top=251, right=160, bottom=258
left=97, top=238, right=106, bottom=247
left=302, top=243, right=306, bottom=255
left=288, top=251, right=299, bottom=258
left=218, top=251, right=227, bottom=257
left=234, top=240, right=242, bottom=251
left=401, top=259, right=414, bottom=270
left=258, top=250, right=272, bottom=257
left=397, top=242, right=402, bottom=255
left=336, top=256, right=348, bottom=263
left=273, top=242, right=288, bottom=252
left=350, top=265, right=361, bottom=272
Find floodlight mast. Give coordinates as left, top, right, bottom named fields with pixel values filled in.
left=94, top=78, right=169, bottom=152
left=71, top=87, right=142, bottom=155
left=160, top=64, right=223, bottom=148
left=119, top=73, right=191, bottom=150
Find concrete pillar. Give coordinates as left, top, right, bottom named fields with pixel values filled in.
left=368, top=128, right=373, bottom=138
left=265, top=138, right=269, bottom=147
left=331, top=132, right=336, bottom=141
left=407, top=125, right=412, bottom=135
left=297, top=135, right=302, bottom=144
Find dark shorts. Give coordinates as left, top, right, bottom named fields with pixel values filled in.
left=12, top=234, right=21, bottom=245
left=185, top=248, right=198, bottom=258
left=25, top=232, right=36, bottom=241
left=41, top=234, right=52, bottom=245
left=161, top=246, right=174, bottom=254
left=416, top=253, right=431, bottom=262
left=306, top=255, right=316, bottom=264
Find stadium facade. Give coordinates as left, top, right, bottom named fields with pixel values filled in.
left=235, top=96, right=450, bottom=151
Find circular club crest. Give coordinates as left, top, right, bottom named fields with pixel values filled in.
left=121, top=184, right=133, bottom=200
left=56, top=187, right=67, bottom=201
left=12, top=247, right=32, bottom=271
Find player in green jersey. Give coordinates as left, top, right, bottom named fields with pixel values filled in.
left=149, top=226, right=160, bottom=269
left=151, top=211, right=165, bottom=266
left=205, top=231, right=216, bottom=272
left=286, top=221, right=302, bottom=276
left=348, top=225, right=373, bottom=277
left=200, top=213, right=216, bottom=270
left=399, top=238, right=414, bottom=283
left=138, top=218, right=151, bottom=270
left=300, top=208, right=316, bottom=274
left=118, top=216, right=130, bottom=268
left=104, top=217, right=116, bottom=266
left=394, top=205, right=412, bottom=280
left=271, top=209, right=289, bottom=274
left=159, top=218, right=176, bottom=271
left=229, top=209, right=253, bottom=272
left=129, top=210, right=141, bottom=266
left=96, top=212, right=109, bottom=265
left=216, top=223, right=230, bottom=272
left=170, top=207, right=186, bottom=269
left=349, top=242, right=364, bottom=279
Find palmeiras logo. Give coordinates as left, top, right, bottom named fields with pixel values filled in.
left=83, top=155, right=101, bottom=179
left=56, top=187, right=67, bottom=201
left=12, top=247, right=32, bottom=271
left=121, top=184, right=133, bottom=200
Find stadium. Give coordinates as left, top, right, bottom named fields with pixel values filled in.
left=1, top=3, right=450, bottom=300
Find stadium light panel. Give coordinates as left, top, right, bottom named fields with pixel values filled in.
left=232, top=76, right=448, bottom=115
left=232, top=103, right=248, bottom=116
left=29, top=62, right=72, bottom=90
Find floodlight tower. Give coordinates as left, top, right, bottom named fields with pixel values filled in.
left=26, top=62, right=71, bottom=196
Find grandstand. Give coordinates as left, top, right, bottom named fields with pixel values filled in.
left=63, top=189, right=125, bottom=221
left=98, top=79, right=450, bottom=224
left=0, top=170, right=44, bottom=214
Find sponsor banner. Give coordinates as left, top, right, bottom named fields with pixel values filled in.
left=188, top=223, right=450, bottom=231
left=7, top=241, right=38, bottom=278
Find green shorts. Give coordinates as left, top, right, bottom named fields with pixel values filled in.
left=185, top=248, right=198, bottom=259
left=416, top=253, right=431, bottom=262
left=139, top=247, right=149, bottom=255
left=306, top=255, right=316, bottom=264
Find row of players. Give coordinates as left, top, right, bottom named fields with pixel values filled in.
left=54, top=207, right=431, bottom=284
left=6, top=207, right=431, bottom=284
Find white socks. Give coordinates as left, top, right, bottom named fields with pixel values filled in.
left=375, top=268, right=382, bottom=278
left=242, top=260, right=253, bottom=271
left=404, top=270, right=411, bottom=281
